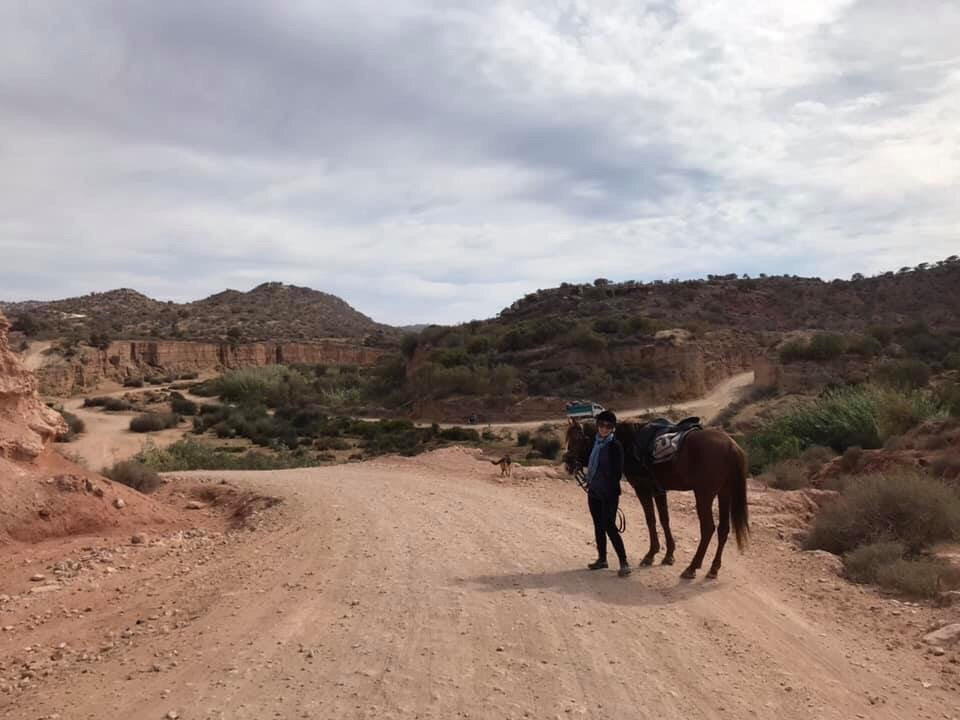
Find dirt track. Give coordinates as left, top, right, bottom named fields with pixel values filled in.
left=3, top=448, right=956, bottom=720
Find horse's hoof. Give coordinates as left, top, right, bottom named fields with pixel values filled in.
left=640, top=555, right=655, bottom=567
left=680, top=568, right=696, bottom=580
left=706, top=569, right=719, bottom=580
left=661, top=555, right=675, bottom=566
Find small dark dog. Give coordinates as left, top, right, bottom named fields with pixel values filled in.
left=490, top=455, right=512, bottom=477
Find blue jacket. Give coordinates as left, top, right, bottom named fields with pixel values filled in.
left=586, top=437, right=624, bottom=499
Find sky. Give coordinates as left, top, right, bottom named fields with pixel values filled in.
left=1, top=1, right=958, bottom=325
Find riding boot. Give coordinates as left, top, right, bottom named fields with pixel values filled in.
left=587, top=558, right=608, bottom=570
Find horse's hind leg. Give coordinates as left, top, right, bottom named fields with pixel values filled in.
left=654, top=492, right=675, bottom=565
left=635, top=488, right=661, bottom=566
left=681, top=491, right=716, bottom=580
left=706, top=491, right=730, bottom=579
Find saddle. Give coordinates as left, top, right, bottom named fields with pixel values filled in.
left=629, top=417, right=703, bottom=488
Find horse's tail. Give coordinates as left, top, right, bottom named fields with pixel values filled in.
left=730, top=440, right=750, bottom=551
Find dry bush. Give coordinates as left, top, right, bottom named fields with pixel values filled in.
left=843, top=541, right=904, bottom=583
left=805, top=470, right=960, bottom=554
left=839, top=446, right=863, bottom=474
left=764, top=460, right=810, bottom=490
left=104, top=460, right=162, bottom=494
left=875, top=558, right=945, bottom=597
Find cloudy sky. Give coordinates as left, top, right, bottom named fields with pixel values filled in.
left=1, top=1, right=958, bottom=325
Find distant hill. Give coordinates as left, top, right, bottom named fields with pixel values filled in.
left=494, top=256, right=960, bottom=334
left=396, top=256, right=960, bottom=412
left=2, top=283, right=392, bottom=343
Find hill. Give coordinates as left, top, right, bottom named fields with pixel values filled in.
left=2, top=283, right=392, bottom=343
left=394, top=257, right=960, bottom=418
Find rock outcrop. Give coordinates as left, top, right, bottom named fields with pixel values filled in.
left=0, top=312, right=67, bottom=459
left=33, top=339, right=385, bottom=396
left=0, top=311, right=178, bottom=543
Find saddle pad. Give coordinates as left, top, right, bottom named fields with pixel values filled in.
left=651, top=427, right=699, bottom=464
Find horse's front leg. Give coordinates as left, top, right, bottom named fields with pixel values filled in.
left=631, top=482, right=661, bottom=566
left=654, top=491, right=675, bottom=565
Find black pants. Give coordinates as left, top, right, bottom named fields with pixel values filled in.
left=588, top=493, right=626, bottom=564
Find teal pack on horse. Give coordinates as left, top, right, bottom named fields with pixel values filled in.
left=564, top=418, right=750, bottom=579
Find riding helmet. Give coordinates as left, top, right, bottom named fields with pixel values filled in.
left=595, top=410, right=617, bottom=425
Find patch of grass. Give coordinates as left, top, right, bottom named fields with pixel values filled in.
left=129, top=413, right=180, bottom=433
left=137, top=439, right=316, bottom=471
left=103, top=460, right=162, bottom=493
left=747, top=385, right=945, bottom=470
left=805, top=470, right=960, bottom=555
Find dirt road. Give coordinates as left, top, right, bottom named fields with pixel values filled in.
left=442, top=371, right=756, bottom=431
left=3, top=448, right=954, bottom=720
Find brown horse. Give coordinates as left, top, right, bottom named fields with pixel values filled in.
left=564, top=419, right=749, bottom=579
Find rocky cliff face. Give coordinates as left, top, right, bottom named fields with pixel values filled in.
left=0, top=311, right=182, bottom=544
left=0, top=312, right=67, bottom=459
left=34, top=339, right=385, bottom=396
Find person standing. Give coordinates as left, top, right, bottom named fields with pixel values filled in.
left=585, top=410, right=631, bottom=577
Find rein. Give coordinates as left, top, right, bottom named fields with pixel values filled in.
left=573, top=461, right=626, bottom=534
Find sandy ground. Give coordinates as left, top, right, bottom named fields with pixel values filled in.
left=60, top=394, right=186, bottom=473
left=2, top=447, right=958, bottom=720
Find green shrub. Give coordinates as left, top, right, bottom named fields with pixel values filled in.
left=103, top=460, right=162, bottom=493
left=847, top=335, right=882, bottom=358
left=56, top=410, right=85, bottom=441
left=123, top=377, right=144, bottom=388
left=531, top=435, right=561, bottom=459
left=103, top=398, right=133, bottom=412
left=807, top=333, right=846, bottom=361
left=805, top=471, right=960, bottom=554
left=780, top=333, right=846, bottom=363
left=874, top=359, right=931, bottom=390
left=438, top=426, right=480, bottom=442
left=137, top=439, right=315, bottom=471
left=82, top=396, right=110, bottom=407
left=400, top=333, right=419, bottom=359
left=171, top=397, right=198, bottom=415
left=746, top=385, right=944, bottom=469
left=315, top=436, right=351, bottom=451
left=517, top=431, right=531, bottom=446
left=178, top=371, right=200, bottom=380
left=129, top=413, right=180, bottom=433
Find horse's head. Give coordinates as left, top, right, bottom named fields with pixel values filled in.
left=562, top=418, right=594, bottom=475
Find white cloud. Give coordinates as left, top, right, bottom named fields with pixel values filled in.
left=0, top=1, right=957, bottom=325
